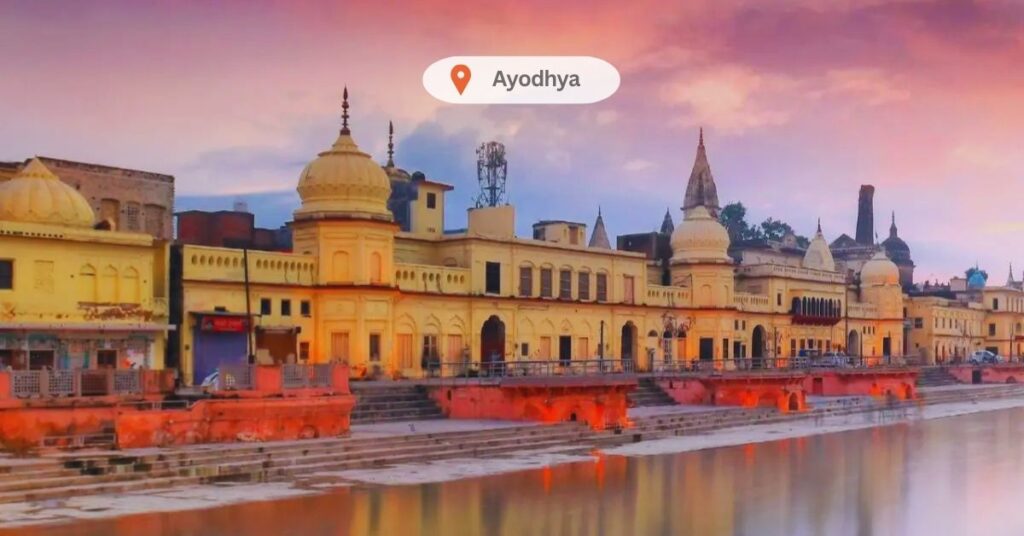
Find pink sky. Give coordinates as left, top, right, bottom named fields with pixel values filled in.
left=1, top=0, right=1023, bottom=282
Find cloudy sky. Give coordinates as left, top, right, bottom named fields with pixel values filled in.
left=2, top=0, right=1022, bottom=281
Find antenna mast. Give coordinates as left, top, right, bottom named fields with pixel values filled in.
left=475, top=141, right=508, bottom=207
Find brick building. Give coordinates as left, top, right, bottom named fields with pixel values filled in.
left=175, top=207, right=291, bottom=251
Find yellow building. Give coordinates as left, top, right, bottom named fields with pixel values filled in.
left=904, top=296, right=984, bottom=363
left=0, top=159, right=170, bottom=370
left=906, top=296, right=986, bottom=363
left=171, top=94, right=906, bottom=384
left=904, top=270, right=1024, bottom=364
left=980, top=284, right=1024, bottom=358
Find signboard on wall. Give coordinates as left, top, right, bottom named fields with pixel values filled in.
left=200, top=316, right=248, bottom=332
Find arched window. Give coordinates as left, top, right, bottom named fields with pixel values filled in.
left=99, top=265, right=118, bottom=303
left=791, top=297, right=801, bottom=315
left=369, top=251, right=383, bottom=284
left=78, top=265, right=97, bottom=302
left=331, top=251, right=350, bottom=282
left=122, top=267, right=141, bottom=304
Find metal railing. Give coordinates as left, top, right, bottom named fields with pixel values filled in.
left=9, top=368, right=145, bottom=399
left=217, top=364, right=254, bottom=391
left=281, top=364, right=334, bottom=389
left=413, top=359, right=637, bottom=383
left=650, top=356, right=909, bottom=376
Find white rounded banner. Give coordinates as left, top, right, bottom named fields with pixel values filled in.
left=423, top=56, right=620, bottom=104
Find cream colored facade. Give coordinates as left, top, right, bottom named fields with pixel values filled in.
left=980, top=287, right=1024, bottom=358
left=0, top=160, right=170, bottom=370
left=905, top=285, right=1024, bottom=364
left=905, top=296, right=986, bottom=363
left=173, top=105, right=906, bottom=383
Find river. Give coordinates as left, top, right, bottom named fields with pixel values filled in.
left=11, top=406, right=1024, bottom=536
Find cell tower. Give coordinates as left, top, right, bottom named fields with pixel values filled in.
left=475, top=141, right=508, bottom=207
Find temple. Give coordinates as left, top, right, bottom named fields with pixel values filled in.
left=1, top=88, right=1021, bottom=412
left=161, top=99, right=905, bottom=383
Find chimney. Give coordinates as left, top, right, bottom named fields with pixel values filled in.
left=855, top=185, right=875, bottom=245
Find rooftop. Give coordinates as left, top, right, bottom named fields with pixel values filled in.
left=36, top=156, right=175, bottom=183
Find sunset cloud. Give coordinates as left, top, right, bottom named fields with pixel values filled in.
left=0, top=0, right=1022, bottom=279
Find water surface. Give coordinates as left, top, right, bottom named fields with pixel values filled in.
left=12, top=407, right=1024, bottom=536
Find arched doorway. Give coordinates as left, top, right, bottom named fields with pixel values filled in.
left=621, top=322, right=637, bottom=366
left=481, top=316, right=506, bottom=371
left=751, top=325, right=766, bottom=368
left=847, top=330, right=861, bottom=358
left=788, top=392, right=800, bottom=411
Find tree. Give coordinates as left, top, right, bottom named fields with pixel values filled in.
left=719, top=202, right=754, bottom=243
left=718, top=202, right=809, bottom=246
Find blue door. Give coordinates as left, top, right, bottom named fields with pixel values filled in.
left=193, top=329, right=247, bottom=385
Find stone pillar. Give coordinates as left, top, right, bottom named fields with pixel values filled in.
left=855, top=185, right=875, bottom=245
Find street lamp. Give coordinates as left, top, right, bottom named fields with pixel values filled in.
left=661, top=312, right=693, bottom=370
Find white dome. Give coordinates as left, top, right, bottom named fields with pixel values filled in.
left=294, top=92, right=392, bottom=222
left=802, top=228, right=835, bottom=272
left=294, top=132, right=392, bottom=221
left=670, top=206, right=731, bottom=264
left=861, top=249, right=900, bottom=286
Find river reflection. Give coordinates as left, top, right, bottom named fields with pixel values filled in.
left=12, top=407, right=1024, bottom=536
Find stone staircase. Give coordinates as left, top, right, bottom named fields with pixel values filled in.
left=917, top=367, right=961, bottom=387
left=0, top=422, right=593, bottom=504
left=620, top=383, right=1024, bottom=443
left=350, top=383, right=444, bottom=423
left=625, top=407, right=780, bottom=441
left=4, top=384, right=1024, bottom=505
left=630, top=378, right=676, bottom=407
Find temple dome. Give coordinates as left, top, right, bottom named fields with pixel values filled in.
left=803, top=224, right=836, bottom=272
left=860, top=249, right=900, bottom=286
left=294, top=92, right=392, bottom=221
left=0, top=158, right=95, bottom=228
left=670, top=206, right=731, bottom=264
left=882, top=212, right=911, bottom=261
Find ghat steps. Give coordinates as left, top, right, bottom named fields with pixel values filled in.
left=350, top=383, right=443, bottom=423
left=630, top=378, right=676, bottom=407
left=916, top=367, right=961, bottom=387
left=2, top=384, right=1024, bottom=504
left=0, top=422, right=590, bottom=504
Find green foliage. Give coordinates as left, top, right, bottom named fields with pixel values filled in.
left=718, top=202, right=752, bottom=243
left=718, top=202, right=810, bottom=247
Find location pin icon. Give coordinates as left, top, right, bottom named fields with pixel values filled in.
left=451, top=64, right=471, bottom=95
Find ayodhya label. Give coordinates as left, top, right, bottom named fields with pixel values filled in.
left=423, top=56, right=620, bottom=104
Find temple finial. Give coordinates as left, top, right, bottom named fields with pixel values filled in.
left=386, top=120, right=395, bottom=167
left=817, top=217, right=822, bottom=234
left=340, top=87, right=350, bottom=135
left=699, top=127, right=704, bottom=147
